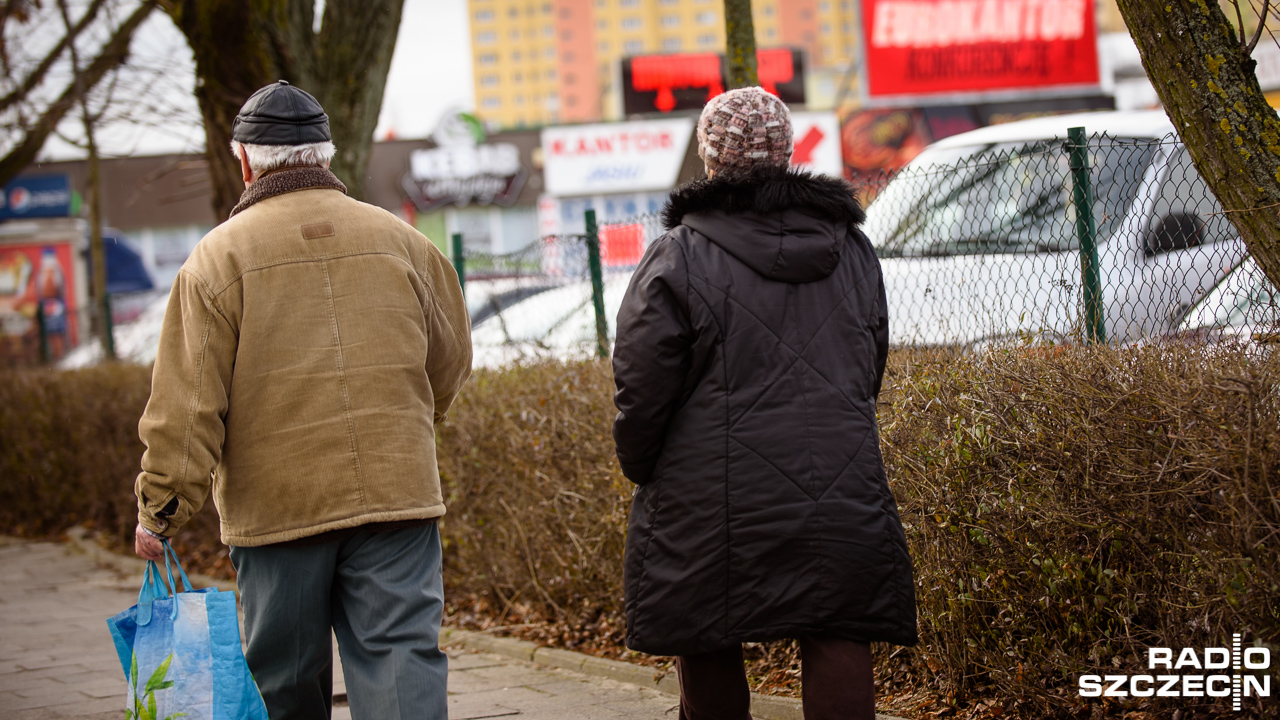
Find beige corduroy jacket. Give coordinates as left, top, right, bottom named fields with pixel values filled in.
left=135, top=171, right=472, bottom=547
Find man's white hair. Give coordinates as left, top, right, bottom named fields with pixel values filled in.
left=230, top=140, right=336, bottom=175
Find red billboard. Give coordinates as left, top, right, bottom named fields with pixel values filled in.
left=861, top=0, right=1099, bottom=98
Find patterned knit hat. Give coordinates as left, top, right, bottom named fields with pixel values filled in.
left=697, top=87, right=793, bottom=176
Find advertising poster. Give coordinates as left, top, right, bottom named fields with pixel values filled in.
left=861, top=0, right=1099, bottom=98
left=841, top=109, right=935, bottom=194
left=0, top=241, right=80, bottom=362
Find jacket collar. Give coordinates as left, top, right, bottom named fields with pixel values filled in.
left=229, top=166, right=347, bottom=218
left=662, top=166, right=865, bottom=231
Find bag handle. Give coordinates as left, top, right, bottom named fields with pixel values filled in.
left=135, top=543, right=194, bottom=626
left=161, top=540, right=195, bottom=594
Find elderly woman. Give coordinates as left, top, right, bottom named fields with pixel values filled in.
left=611, top=87, right=918, bottom=720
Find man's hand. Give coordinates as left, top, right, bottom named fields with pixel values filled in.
left=134, top=523, right=165, bottom=562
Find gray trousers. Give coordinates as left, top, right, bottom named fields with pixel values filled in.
left=229, top=523, right=448, bottom=720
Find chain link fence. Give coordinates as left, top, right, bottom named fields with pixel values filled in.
left=463, top=213, right=666, bottom=367
left=462, top=131, right=1278, bottom=365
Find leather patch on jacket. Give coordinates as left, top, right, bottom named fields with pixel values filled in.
left=302, top=221, right=336, bottom=239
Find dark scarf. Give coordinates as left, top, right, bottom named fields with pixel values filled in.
left=229, top=166, right=347, bottom=218
left=662, top=166, right=865, bottom=230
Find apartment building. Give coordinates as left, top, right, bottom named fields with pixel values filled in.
left=469, top=0, right=863, bottom=128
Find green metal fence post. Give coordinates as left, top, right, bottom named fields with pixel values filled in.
left=102, top=292, right=115, bottom=360
left=584, top=209, right=610, bottom=358
left=35, top=300, right=49, bottom=365
left=1067, top=126, right=1106, bottom=344
left=452, top=233, right=465, bottom=298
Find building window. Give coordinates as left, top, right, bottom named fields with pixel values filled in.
left=660, top=15, right=680, bottom=27
left=621, top=17, right=642, bottom=29
left=543, top=3, right=552, bottom=12
left=475, top=10, right=494, bottom=21
left=547, top=69, right=558, bottom=79
left=482, top=97, right=501, bottom=108
left=659, top=0, right=677, bottom=4
left=565, top=73, right=576, bottom=85
left=766, top=27, right=777, bottom=39
left=512, top=51, right=523, bottom=60
left=597, top=19, right=608, bottom=29
left=820, top=1, right=831, bottom=10
left=842, top=22, right=852, bottom=33
left=662, top=37, right=682, bottom=50
left=698, top=34, right=717, bottom=46
left=566, top=95, right=578, bottom=107
left=545, top=47, right=556, bottom=57
left=563, top=51, right=575, bottom=62
left=821, top=22, right=831, bottom=34
left=622, top=0, right=640, bottom=5
left=543, top=25, right=554, bottom=36
left=763, top=4, right=775, bottom=16
left=480, top=75, right=499, bottom=86
left=516, top=95, right=526, bottom=105
left=510, top=29, right=521, bottom=39
left=599, top=41, right=610, bottom=52
left=696, top=11, right=716, bottom=24
left=478, top=53, right=497, bottom=64
left=560, top=7, right=572, bottom=18
left=561, top=30, right=573, bottom=40
left=624, top=39, right=644, bottom=53
left=477, top=31, right=496, bottom=44
left=513, top=72, right=524, bottom=82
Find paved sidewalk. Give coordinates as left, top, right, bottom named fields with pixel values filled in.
left=0, top=537, right=679, bottom=720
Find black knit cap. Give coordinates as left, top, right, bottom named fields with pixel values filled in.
left=231, top=80, right=331, bottom=145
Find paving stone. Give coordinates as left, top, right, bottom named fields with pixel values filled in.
left=0, top=539, right=681, bottom=719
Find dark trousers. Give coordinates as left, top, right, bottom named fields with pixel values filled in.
left=676, top=637, right=875, bottom=720
left=229, top=524, right=448, bottom=720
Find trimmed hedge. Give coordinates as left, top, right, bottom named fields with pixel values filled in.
left=1, top=344, right=1276, bottom=718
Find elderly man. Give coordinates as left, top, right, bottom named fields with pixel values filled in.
left=132, top=80, right=471, bottom=719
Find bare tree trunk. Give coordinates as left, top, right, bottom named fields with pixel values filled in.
left=1115, top=0, right=1280, bottom=288
left=167, top=0, right=403, bottom=220
left=167, top=0, right=273, bottom=221
left=724, top=0, right=758, bottom=89
left=57, top=0, right=114, bottom=361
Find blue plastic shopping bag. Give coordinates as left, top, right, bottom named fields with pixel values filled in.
left=105, top=542, right=267, bottom=720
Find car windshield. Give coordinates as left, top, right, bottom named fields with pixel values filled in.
left=1181, top=256, right=1280, bottom=330
left=864, top=138, right=1157, bottom=257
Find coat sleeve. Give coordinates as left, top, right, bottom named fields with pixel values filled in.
left=135, top=268, right=236, bottom=538
left=872, top=265, right=889, bottom=399
left=422, top=241, right=472, bottom=422
left=612, top=235, right=694, bottom=485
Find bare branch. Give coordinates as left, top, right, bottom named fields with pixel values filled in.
left=0, top=0, right=158, bottom=186
left=1232, top=0, right=1248, bottom=45
left=0, top=0, right=112, bottom=114
left=1247, top=0, right=1271, bottom=52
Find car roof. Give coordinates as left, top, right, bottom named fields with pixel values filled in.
left=927, top=110, right=1177, bottom=150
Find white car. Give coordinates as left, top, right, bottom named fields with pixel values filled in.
left=471, top=110, right=1245, bottom=364
left=1174, top=255, right=1280, bottom=345
left=864, top=110, right=1246, bottom=346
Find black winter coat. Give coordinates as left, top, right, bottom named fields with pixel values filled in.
left=612, top=168, right=918, bottom=656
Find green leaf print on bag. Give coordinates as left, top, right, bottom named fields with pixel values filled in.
left=126, top=652, right=186, bottom=720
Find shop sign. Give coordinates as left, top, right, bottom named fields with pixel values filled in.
left=622, top=49, right=806, bottom=115
left=789, top=112, right=844, bottom=178
left=0, top=175, right=73, bottom=220
left=542, top=118, right=695, bottom=197
left=401, top=143, right=526, bottom=212
left=862, top=0, right=1099, bottom=98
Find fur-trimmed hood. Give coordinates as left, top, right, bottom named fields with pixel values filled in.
left=661, top=168, right=866, bottom=284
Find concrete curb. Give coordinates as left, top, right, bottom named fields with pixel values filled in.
left=61, top=529, right=904, bottom=720
left=439, top=628, right=906, bottom=720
